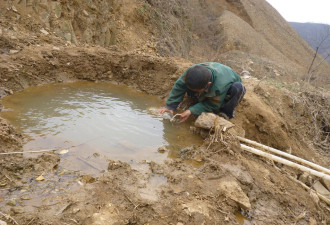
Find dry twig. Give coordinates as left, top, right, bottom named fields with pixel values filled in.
left=0, top=211, right=19, bottom=225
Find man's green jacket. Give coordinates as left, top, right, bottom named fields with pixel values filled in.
left=166, top=62, right=242, bottom=115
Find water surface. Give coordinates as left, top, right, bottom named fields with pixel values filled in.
left=1, top=81, right=203, bottom=174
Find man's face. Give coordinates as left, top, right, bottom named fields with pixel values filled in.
left=188, top=82, right=212, bottom=93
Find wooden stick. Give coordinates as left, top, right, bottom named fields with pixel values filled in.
left=0, top=148, right=58, bottom=155
left=0, top=136, right=102, bottom=156
left=238, top=136, right=330, bottom=175
left=240, top=144, right=330, bottom=181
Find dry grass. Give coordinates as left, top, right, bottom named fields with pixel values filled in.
left=303, top=91, right=329, bottom=151
left=289, top=87, right=330, bottom=152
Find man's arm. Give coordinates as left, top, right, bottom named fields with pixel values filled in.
left=165, top=76, right=187, bottom=111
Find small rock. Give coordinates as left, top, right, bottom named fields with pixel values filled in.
left=217, top=177, right=251, bottom=209
left=81, top=175, right=96, bottom=183
left=93, top=152, right=100, bottom=157
left=40, top=28, right=49, bottom=35
left=157, top=145, right=167, bottom=153
left=20, top=195, right=32, bottom=200
left=36, top=175, right=45, bottom=181
left=6, top=198, right=17, bottom=206
left=11, top=207, right=24, bottom=214
left=108, top=160, right=129, bottom=170
left=53, top=46, right=60, bottom=50
left=59, top=149, right=69, bottom=155
left=11, top=6, right=18, bottom=13
left=72, top=207, right=80, bottom=214
left=179, top=146, right=194, bottom=159
left=9, top=50, right=20, bottom=54
left=6, top=89, right=14, bottom=95
left=82, top=10, right=89, bottom=16
left=182, top=201, right=209, bottom=217
left=0, top=220, right=7, bottom=225
left=298, top=172, right=313, bottom=186
left=194, top=154, right=203, bottom=162
left=273, top=69, right=281, bottom=76
left=177, top=222, right=184, bottom=225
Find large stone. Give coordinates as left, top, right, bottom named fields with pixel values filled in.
left=220, top=163, right=253, bottom=186
left=218, top=176, right=251, bottom=209
left=195, top=112, right=217, bottom=129
left=313, top=181, right=330, bottom=199
left=195, top=112, right=234, bottom=130
left=321, top=178, right=330, bottom=192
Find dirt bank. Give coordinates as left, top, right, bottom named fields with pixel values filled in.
left=0, top=43, right=329, bottom=224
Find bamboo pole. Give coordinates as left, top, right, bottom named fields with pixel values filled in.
left=240, top=144, right=330, bottom=181
left=237, top=136, right=330, bottom=175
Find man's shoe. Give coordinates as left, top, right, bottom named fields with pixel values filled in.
left=218, top=112, right=229, bottom=120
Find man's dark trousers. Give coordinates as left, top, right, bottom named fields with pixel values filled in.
left=219, top=82, right=246, bottom=119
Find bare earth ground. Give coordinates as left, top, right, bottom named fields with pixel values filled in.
left=0, top=0, right=329, bottom=225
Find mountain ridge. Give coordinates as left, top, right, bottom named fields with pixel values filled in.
left=289, top=22, right=330, bottom=63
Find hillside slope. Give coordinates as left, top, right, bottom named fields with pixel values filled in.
left=146, top=0, right=330, bottom=85
left=1, top=0, right=329, bottom=85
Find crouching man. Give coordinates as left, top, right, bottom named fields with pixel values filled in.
left=158, top=62, right=246, bottom=122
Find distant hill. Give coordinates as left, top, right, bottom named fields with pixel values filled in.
left=289, top=22, right=330, bottom=63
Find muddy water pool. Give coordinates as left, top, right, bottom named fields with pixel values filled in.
left=1, top=81, right=203, bottom=174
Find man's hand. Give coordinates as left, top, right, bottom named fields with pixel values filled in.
left=158, top=108, right=174, bottom=114
left=177, top=110, right=191, bottom=123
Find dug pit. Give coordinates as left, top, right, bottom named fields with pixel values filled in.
left=1, top=81, right=203, bottom=175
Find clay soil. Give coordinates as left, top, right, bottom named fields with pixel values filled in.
left=0, top=1, right=329, bottom=225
